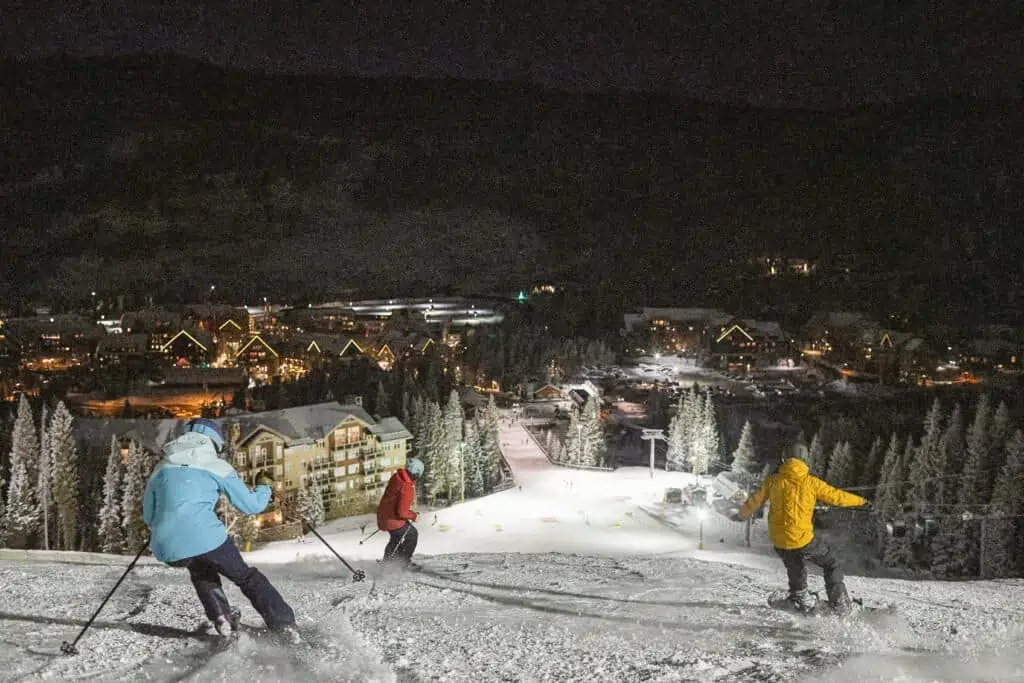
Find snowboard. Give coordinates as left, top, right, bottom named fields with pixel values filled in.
left=767, top=590, right=895, bottom=619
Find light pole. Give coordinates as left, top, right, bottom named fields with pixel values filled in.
left=640, top=428, right=667, bottom=479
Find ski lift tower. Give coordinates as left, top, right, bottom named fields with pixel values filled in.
left=640, top=428, right=667, bottom=479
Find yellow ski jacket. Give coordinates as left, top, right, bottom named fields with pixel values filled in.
left=737, top=457, right=867, bottom=550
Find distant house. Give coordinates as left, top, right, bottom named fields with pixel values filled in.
left=95, top=333, right=150, bottom=368
left=160, top=329, right=215, bottom=367
left=710, top=320, right=790, bottom=369
left=532, top=384, right=565, bottom=401
left=236, top=334, right=281, bottom=379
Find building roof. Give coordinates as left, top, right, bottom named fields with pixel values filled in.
left=159, top=367, right=247, bottom=387
left=227, top=402, right=412, bottom=447
left=122, top=308, right=182, bottom=332
left=162, top=328, right=215, bottom=352
left=289, top=333, right=364, bottom=357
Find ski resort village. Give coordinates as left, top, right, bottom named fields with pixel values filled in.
left=0, top=290, right=1023, bottom=681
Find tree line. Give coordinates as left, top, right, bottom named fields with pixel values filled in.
left=538, top=394, right=610, bottom=468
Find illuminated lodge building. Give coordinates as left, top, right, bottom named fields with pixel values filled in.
left=225, top=402, right=412, bottom=521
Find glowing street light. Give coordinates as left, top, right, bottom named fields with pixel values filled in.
left=696, top=506, right=708, bottom=549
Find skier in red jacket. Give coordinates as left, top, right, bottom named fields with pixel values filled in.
left=377, top=458, right=423, bottom=567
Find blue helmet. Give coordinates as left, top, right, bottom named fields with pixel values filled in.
left=185, top=418, right=225, bottom=452
left=405, top=457, right=424, bottom=480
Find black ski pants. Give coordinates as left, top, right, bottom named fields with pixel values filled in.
left=774, top=536, right=847, bottom=604
left=383, top=523, right=418, bottom=563
left=169, top=538, right=295, bottom=630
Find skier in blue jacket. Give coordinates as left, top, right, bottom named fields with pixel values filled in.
left=143, top=418, right=299, bottom=643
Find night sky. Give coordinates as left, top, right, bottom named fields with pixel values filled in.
left=4, top=0, right=1021, bottom=107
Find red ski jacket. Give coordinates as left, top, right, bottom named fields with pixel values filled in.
left=377, top=468, right=418, bottom=531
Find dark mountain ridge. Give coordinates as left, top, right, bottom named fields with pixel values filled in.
left=1, top=55, right=1021, bottom=325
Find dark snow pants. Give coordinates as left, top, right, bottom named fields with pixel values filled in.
left=774, top=536, right=847, bottom=604
left=383, top=523, right=418, bottom=564
left=169, top=538, right=295, bottom=629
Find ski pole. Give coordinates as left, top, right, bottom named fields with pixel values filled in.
left=382, top=524, right=412, bottom=563
left=359, top=529, right=380, bottom=545
left=61, top=541, right=149, bottom=656
left=301, top=520, right=366, bottom=582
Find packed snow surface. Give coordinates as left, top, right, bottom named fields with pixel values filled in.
left=3, top=418, right=1024, bottom=681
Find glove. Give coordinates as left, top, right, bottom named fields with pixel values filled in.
left=861, top=500, right=873, bottom=511
left=729, top=512, right=744, bottom=523
left=255, top=470, right=274, bottom=487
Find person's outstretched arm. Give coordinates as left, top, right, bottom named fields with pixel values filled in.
left=736, top=478, right=772, bottom=520
left=220, top=471, right=271, bottom=515
left=812, top=478, right=867, bottom=508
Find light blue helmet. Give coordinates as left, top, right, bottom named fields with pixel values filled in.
left=184, top=418, right=225, bottom=452
left=405, top=458, right=424, bottom=480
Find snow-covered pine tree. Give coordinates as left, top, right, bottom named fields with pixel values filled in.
left=376, top=379, right=391, bottom=418
left=5, top=395, right=40, bottom=547
left=665, top=395, right=687, bottom=471
left=37, top=404, right=52, bottom=550
left=50, top=401, right=79, bottom=551
left=965, top=394, right=992, bottom=502
left=807, top=429, right=827, bottom=475
left=401, top=391, right=412, bottom=428
left=730, top=420, right=757, bottom=478
left=979, top=401, right=1012, bottom=502
left=442, top=390, right=465, bottom=501
left=563, top=406, right=582, bottom=466
left=980, top=430, right=1024, bottom=578
left=907, top=398, right=944, bottom=508
left=935, top=403, right=965, bottom=502
left=121, top=441, right=150, bottom=552
left=419, top=401, right=447, bottom=503
left=463, top=421, right=485, bottom=498
left=875, top=433, right=903, bottom=521
left=297, top=483, right=326, bottom=528
left=579, top=395, right=606, bottom=467
left=97, top=435, right=125, bottom=553
left=548, top=431, right=563, bottom=463
left=859, top=436, right=884, bottom=488
left=481, top=395, right=503, bottom=490
left=825, top=441, right=855, bottom=489
left=690, top=392, right=718, bottom=476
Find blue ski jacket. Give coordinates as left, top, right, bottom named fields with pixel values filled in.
left=143, top=432, right=271, bottom=563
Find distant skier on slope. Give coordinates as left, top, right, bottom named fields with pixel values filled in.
left=142, top=418, right=300, bottom=643
left=731, top=443, right=870, bottom=615
left=377, top=457, right=423, bottom=568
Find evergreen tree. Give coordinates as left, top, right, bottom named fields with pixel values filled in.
left=50, top=401, right=79, bottom=551
left=376, top=379, right=391, bottom=418
left=966, top=394, right=993, bottom=503
left=907, top=398, right=944, bottom=508
left=5, top=395, right=40, bottom=547
left=37, top=404, right=52, bottom=550
left=442, top=390, right=465, bottom=501
left=876, top=433, right=904, bottom=521
left=979, top=401, right=1012, bottom=502
left=691, top=393, right=718, bottom=475
left=563, top=406, right=582, bottom=466
left=121, top=441, right=150, bottom=552
left=463, top=421, right=485, bottom=498
left=579, top=395, right=606, bottom=467
left=97, top=436, right=125, bottom=554
left=807, top=430, right=827, bottom=475
left=825, top=441, right=855, bottom=489
left=665, top=395, right=687, bottom=471
left=401, top=391, right=412, bottom=428
left=730, top=420, right=757, bottom=478
left=418, top=401, right=446, bottom=502
left=980, top=430, right=1024, bottom=578
left=297, top=483, right=326, bottom=528
left=859, top=436, right=884, bottom=488
left=216, top=493, right=240, bottom=542
left=935, top=403, right=965, bottom=502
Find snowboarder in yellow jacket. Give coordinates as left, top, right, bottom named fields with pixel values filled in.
left=733, top=444, right=869, bottom=614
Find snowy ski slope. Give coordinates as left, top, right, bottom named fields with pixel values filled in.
left=2, top=416, right=1024, bottom=681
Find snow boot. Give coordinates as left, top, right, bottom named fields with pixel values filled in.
left=274, top=624, right=302, bottom=646
left=788, top=589, right=817, bottom=613
left=828, top=588, right=853, bottom=616
left=213, top=608, right=241, bottom=638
